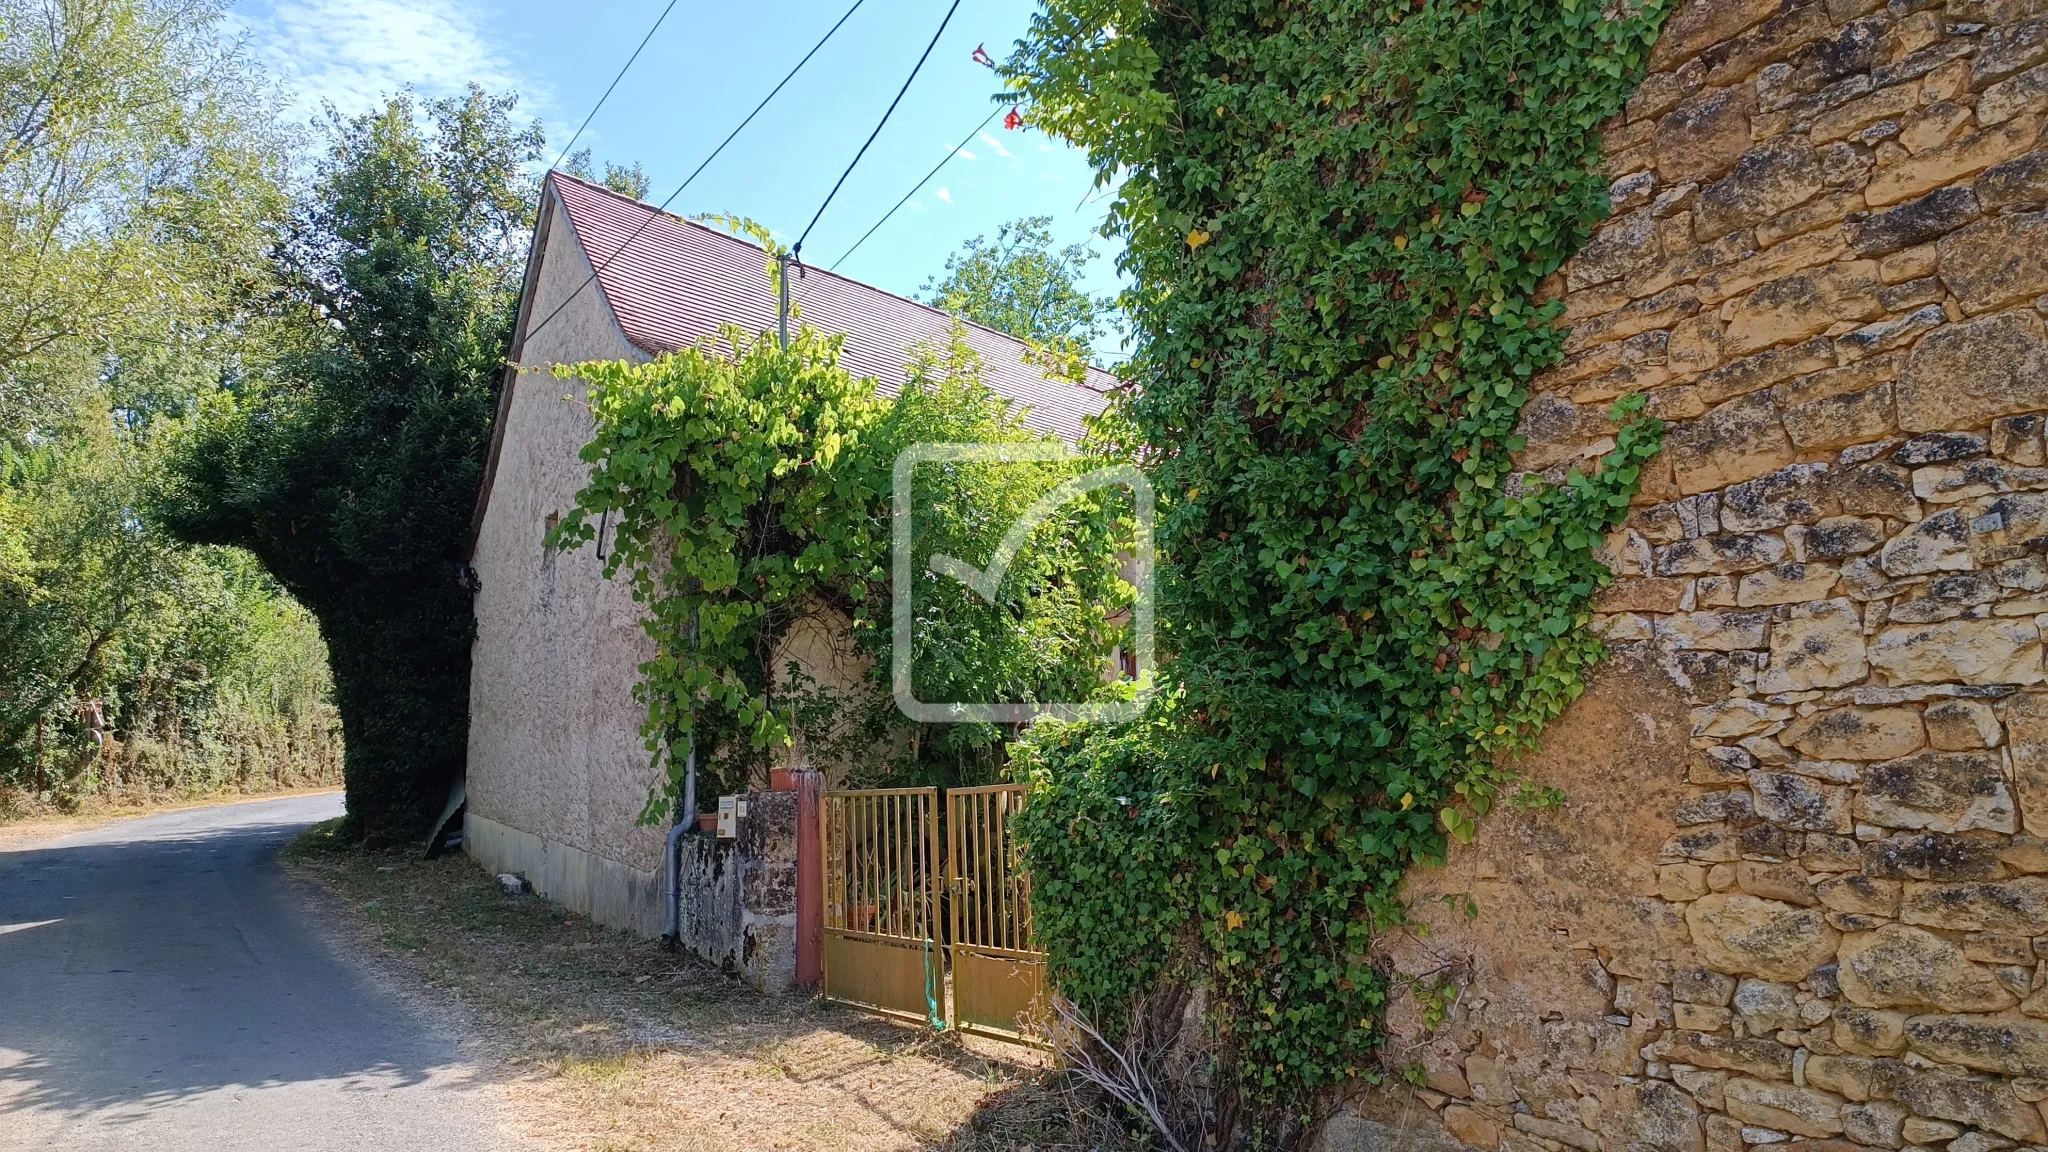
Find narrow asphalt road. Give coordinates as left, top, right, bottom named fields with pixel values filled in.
left=0, top=794, right=517, bottom=1151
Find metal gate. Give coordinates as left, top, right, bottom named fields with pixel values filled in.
left=821, top=787, right=943, bottom=1025
left=820, top=784, right=1044, bottom=1041
left=947, top=784, right=1044, bottom=1041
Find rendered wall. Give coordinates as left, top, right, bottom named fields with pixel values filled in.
left=1347, top=0, right=2048, bottom=1149
left=465, top=197, right=881, bottom=938
left=466, top=193, right=667, bottom=933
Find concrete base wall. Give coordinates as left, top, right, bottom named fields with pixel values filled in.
left=464, top=793, right=801, bottom=993
left=464, top=811, right=665, bottom=938
left=1318, top=1111, right=1479, bottom=1152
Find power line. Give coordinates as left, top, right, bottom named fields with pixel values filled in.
left=790, top=0, right=963, bottom=265
left=829, top=104, right=1000, bottom=273
left=547, top=0, right=684, bottom=173
left=522, top=0, right=870, bottom=348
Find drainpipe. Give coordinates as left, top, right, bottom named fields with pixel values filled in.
left=661, top=611, right=701, bottom=950
left=660, top=810, right=686, bottom=948
left=661, top=736, right=698, bottom=949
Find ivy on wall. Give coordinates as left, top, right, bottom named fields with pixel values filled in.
left=1011, top=698, right=1198, bottom=1029
left=1003, top=0, right=1671, bottom=1116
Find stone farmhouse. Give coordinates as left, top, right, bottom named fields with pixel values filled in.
left=1340, top=0, right=2048, bottom=1149
left=461, top=171, right=1112, bottom=939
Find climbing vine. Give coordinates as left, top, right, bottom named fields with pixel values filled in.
left=550, top=323, right=891, bottom=806
left=1002, top=0, right=1671, bottom=1122
left=550, top=312, right=1134, bottom=811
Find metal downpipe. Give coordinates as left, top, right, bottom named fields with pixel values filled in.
left=662, top=611, right=701, bottom=950
left=661, top=739, right=698, bottom=949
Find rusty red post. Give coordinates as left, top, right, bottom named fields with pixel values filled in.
left=794, top=769, right=824, bottom=990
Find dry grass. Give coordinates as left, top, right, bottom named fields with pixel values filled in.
left=0, top=785, right=343, bottom=851
left=282, top=820, right=1148, bottom=1152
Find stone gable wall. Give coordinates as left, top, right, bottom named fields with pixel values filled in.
left=1345, top=0, right=2048, bottom=1149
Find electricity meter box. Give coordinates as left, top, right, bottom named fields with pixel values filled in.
left=716, top=795, right=748, bottom=839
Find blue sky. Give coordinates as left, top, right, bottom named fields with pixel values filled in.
left=228, top=0, right=1128, bottom=349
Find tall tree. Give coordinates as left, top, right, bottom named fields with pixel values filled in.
left=1, top=415, right=337, bottom=798
left=0, top=0, right=283, bottom=386
left=920, top=215, right=1120, bottom=377
left=156, top=87, right=543, bottom=842
left=564, top=149, right=650, bottom=200
left=0, top=0, right=332, bottom=803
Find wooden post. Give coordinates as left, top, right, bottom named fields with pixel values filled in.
left=795, top=769, right=824, bottom=990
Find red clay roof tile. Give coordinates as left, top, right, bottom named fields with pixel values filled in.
left=544, top=171, right=1115, bottom=442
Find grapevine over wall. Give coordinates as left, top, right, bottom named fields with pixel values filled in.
left=1002, top=0, right=1674, bottom=1114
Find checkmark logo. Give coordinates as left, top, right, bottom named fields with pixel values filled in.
left=926, top=469, right=1142, bottom=603
left=892, top=443, right=1156, bottom=724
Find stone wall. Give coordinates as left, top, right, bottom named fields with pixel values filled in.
left=673, top=790, right=800, bottom=994
left=1347, top=0, right=2048, bottom=1149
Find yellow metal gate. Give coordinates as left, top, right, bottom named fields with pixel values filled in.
left=821, top=787, right=943, bottom=1025
left=947, top=784, right=1044, bottom=1041
left=820, top=784, right=1045, bottom=1041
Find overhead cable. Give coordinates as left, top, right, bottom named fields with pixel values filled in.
left=789, top=0, right=963, bottom=267
left=521, top=0, right=870, bottom=347
left=546, top=0, right=685, bottom=173
left=829, top=104, right=1001, bottom=273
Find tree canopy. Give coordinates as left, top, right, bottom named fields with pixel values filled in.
left=0, top=0, right=284, bottom=379
left=564, top=149, right=651, bottom=200
left=920, top=215, right=1120, bottom=377
left=155, top=87, right=544, bottom=842
left=0, top=0, right=334, bottom=806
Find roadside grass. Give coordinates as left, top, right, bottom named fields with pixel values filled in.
left=282, top=819, right=1144, bottom=1151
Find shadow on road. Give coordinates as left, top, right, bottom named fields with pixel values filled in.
left=0, top=796, right=503, bottom=1149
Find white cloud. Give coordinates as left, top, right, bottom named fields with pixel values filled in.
left=230, top=0, right=530, bottom=121
left=952, top=146, right=977, bottom=161
left=934, top=186, right=953, bottom=205
left=976, top=130, right=1013, bottom=159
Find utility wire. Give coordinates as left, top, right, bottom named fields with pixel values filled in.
left=547, top=0, right=684, bottom=173
left=790, top=0, right=962, bottom=265
left=829, top=104, right=1000, bottom=273
left=522, top=0, right=870, bottom=348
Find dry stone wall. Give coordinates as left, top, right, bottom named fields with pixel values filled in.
left=1348, top=0, right=2048, bottom=1149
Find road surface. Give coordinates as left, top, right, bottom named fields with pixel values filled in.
left=0, top=794, right=516, bottom=1151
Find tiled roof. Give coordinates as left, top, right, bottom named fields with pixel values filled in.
left=542, top=171, right=1116, bottom=442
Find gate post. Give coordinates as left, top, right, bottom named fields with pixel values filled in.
left=794, top=770, right=824, bottom=990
